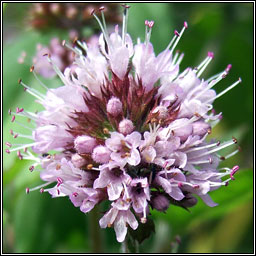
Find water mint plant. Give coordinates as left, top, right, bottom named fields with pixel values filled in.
left=6, top=5, right=241, bottom=245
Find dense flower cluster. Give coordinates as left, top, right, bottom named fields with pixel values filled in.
left=6, top=6, right=241, bottom=243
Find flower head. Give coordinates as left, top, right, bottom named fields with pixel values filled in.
left=6, top=6, right=241, bottom=243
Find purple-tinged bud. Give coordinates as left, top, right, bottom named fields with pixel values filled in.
left=118, top=119, right=134, bottom=135
left=106, top=97, right=123, bottom=117
left=92, top=145, right=111, bottom=164
left=74, top=135, right=97, bottom=154
left=180, top=194, right=198, bottom=208
left=151, top=194, right=170, bottom=212
left=71, top=153, right=87, bottom=168
left=192, top=121, right=211, bottom=137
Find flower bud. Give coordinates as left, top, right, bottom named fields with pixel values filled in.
left=92, top=145, right=111, bottom=163
left=151, top=194, right=170, bottom=212
left=180, top=193, right=198, bottom=208
left=74, top=135, right=97, bottom=154
left=71, top=153, right=87, bottom=168
left=106, top=97, right=123, bottom=117
left=118, top=119, right=134, bottom=135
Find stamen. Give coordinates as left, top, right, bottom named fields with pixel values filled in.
left=207, top=78, right=242, bottom=103
left=197, top=52, right=214, bottom=78
left=122, top=4, right=130, bottom=45
left=220, top=148, right=240, bottom=160
left=45, top=54, right=67, bottom=84
left=31, top=67, right=48, bottom=90
left=189, top=139, right=236, bottom=159
left=18, top=79, right=44, bottom=102
left=27, top=181, right=53, bottom=193
left=92, top=10, right=111, bottom=51
left=9, top=142, right=43, bottom=153
left=170, top=21, right=188, bottom=55
left=189, top=157, right=212, bottom=165
left=185, top=141, right=220, bottom=153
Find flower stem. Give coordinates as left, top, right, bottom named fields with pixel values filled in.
left=88, top=205, right=103, bottom=253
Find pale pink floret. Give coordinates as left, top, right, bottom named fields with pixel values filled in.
left=74, top=135, right=97, bottom=154
left=92, top=145, right=111, bottom=164
left=118, top=119, right=134, bottom=135
left=106, top=97, right=123, bottom=117
left=105, top=131, right=142, bottom=167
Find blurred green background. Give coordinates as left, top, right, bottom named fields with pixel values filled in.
left=3, top=3, right=254, bottom=253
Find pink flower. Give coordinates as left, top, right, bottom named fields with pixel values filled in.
left=7, top=6, right=241, bottom=244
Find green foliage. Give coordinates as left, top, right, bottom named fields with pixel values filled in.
left=3, top=3, right=253, bottom=253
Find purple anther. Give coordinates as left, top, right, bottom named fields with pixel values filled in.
left=57, top=177, right=63, bottom=187
left=145, top=20, right=149, bottom=26
left=10, top=129, right=14, bottom=135
left=184, top=21, right=188, bottom=29
left=99, top=6, right=105, bottom=11
left=193, top=184, right=200, bottom=189
left=208, top=51, right=214, bottom=58
left=16, top=107, right=24, bottom=113
left=216, top=141, right=221, bottom=146
left=178, top=182, right=183, bottom=188
left=5, top=142, right=12, bottom=148
left=225, top=181, right=229, bottom=186
left=29, top=166, right=34, bottom=172
left=11, top=115, right=15, bottom=122
left=148, top=20, right=154, bottom=28
left=232, top=136, right=238, bottom=144
left=5, top=149, right=10, bottom=154
left=225, top=64, right=232, bottom=72
left=14, top=134, right=18, bottom=139
left=40, top=188, right=44, bottom=193
left=24, top=147, right=27, bottom=153
left=26, top=188, right=30, bottom=194
left=73, top=192, right=78, bottom=197
left=8, top=109, right=12, bottom=115
left=209, top=156, right=213, bottom=164
left=57, top=189, right=60, bottom=195
left=174, top=30, right=180, bottom=36
left=17, top=150, right=23, bottom=160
